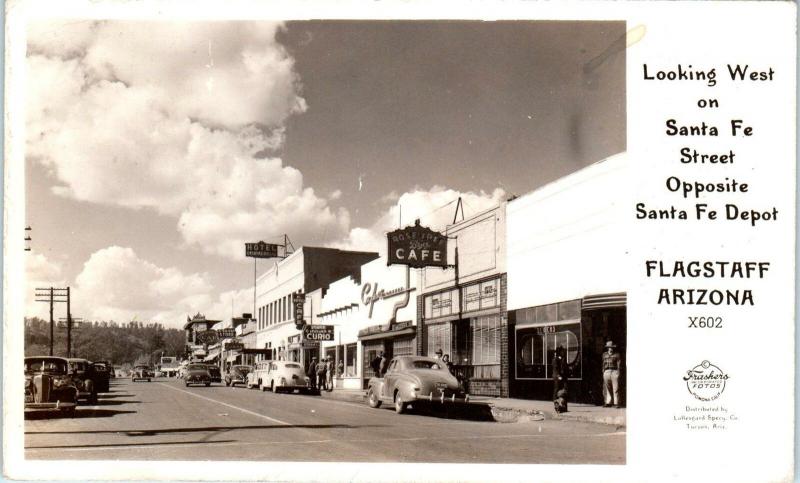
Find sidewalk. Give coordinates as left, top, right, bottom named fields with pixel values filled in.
left=319, top=388, right=626, bottom=427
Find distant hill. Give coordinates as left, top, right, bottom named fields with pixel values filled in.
left=24, top=317, right=185, bottom=365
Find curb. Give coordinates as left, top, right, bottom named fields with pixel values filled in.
left=320, top=390, right=625, bottom=427
left=485, top=402, right=626, bottom=427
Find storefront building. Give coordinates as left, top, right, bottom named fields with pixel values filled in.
left=317, top=256, right=420, bottom=390
left=506, top=153, right=628, bottom=404
left=417, top=204, right=508, bottom=397
left=254, top=247, right=378, bottom=373
left=183, top=313, right=221, bottom=361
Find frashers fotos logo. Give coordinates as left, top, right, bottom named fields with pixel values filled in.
left=684, top=360, right=729, bottom=401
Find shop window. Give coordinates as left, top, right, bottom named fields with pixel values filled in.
left=393, top=337, right=415, bottom=356
left=470, top=315, right=501, bottom=365
left=426, top=323, right=451, bottom=358
left=515, top=322, right=581, bottom=380
left=425, top=289, right=459, bottom=319
left=345, top=343, right=357, bottom=377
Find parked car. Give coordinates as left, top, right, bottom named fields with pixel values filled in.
left=131, top=364, right=153, bottom=382
left=68, top=358, right=98, bottom=403
left=224, top=365, right=252, bottom=387
left=366, top=356, right=469, bottom=414
left=245, top=360, right=272, bottom=389
left=184, top=363, right=211, bottom=387
left=260, top=361, right=316, bottom=394
left=206, top=364, right=222, bottom=383
left=25, top=356, right=78, bottom=417
left=92, top=361, right=111, bottom=393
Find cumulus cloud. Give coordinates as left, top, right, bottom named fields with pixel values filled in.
left=73, top=246, right=213, bottom=325
left=27, top=21, right=347, bottom=259
left=25, top=253, right=66, bottom=319
left=335, top=185, right=506, bottom=255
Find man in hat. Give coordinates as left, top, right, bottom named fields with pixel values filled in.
left=435, top=348, right=444, bottom=360
left=602, top=341, right=622, bottom=408
left=307, top=357, right=318, bottom=390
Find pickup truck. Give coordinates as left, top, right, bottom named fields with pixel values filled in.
left=366, top=355, right=469, bottom=414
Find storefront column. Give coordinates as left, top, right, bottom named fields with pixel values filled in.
left=499, top=274, right=509, bottom=397
left=415, top=294, right=424, bottom=356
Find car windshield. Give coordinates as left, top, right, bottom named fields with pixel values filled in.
left=410, top=360, right=443, bottom=370
left=187, top=364, right=206, bottom=371
left=25, top=359, right=67, bottom=374
left=285, top=363, right=302, bottom=369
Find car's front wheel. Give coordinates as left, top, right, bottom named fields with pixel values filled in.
left=368, top=388, right=382, bottom=408
left=394, top=392, right=407, bottom=414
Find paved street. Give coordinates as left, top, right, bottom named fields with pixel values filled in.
left=25, top=378, right=624, bottom=463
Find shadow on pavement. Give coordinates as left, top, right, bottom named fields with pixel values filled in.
left=403, top=402, right=496, bottom=421
left=91, top=399, right=143, bottom=406
left=26, top=423, right=381, bottom=436
left=95, top=393, right=135, bottom=398
left=25, top=409, right=137, bottom=420
left=26, top=439, right=238, bottom=450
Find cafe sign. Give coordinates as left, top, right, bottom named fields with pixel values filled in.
left=387, top=220, right=448, bottom=268
left=196, top=330, right=219, bottom=345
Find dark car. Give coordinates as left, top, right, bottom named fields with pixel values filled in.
left=92, top=361, right=111, bottom=393
left=206, top=364, right=222, bottom=383
left=131, top=365, right=153, bottom=382
left=68, top=358, right=98, bottom=404
left=184, top=364, right=211, bottom=387
left=224, top=365, right=252, bottom=387
left=25, top=356, right=78, bottom=417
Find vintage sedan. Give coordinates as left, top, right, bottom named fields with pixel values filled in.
left=206, top=364, right=222, bottom=383
left=224, top=365, right=252, bottom=387
left=68, top=358, right=99, bottom=403
left=260, top=361, right=316, bottom=394
left=245, top=360, right=272, bottom=389
left=92, top=361, right=111, bottom=393
left=184, top=363, right=212, bottom=387
left=366, top=356, right=469, bottom=414
left=25, top=356, right=78, bottom=417
left=131, top=364, right=153, bottom=382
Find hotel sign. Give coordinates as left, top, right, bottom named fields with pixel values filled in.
left=245, top=241, right=279, bottom=259
left=387, top=220, right=448, bottom=268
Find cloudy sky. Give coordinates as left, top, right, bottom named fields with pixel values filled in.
left=25, top=20, right=625, bottom=327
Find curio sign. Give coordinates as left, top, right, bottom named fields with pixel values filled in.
left=302, top=325, right=334, bottom=341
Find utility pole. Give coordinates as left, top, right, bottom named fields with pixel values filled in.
left=35, top=287, right=69, bottom=356
left=66, top=286, right=72, bottom=357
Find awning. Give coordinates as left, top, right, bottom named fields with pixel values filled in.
left=359, top=327, right=416, bottom=342
left=582, top=292, right=627, bottom=310
left=241, top=348, right=271, bottom=355
left=203, top=349, right=220, bottom=362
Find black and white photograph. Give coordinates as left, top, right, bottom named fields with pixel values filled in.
left=18, top=17, right=627, bottom=466
left=6, top=2, right=796, bottom=482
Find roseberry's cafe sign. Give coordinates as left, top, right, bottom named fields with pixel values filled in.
left=387, top=220, right=448, bottom=268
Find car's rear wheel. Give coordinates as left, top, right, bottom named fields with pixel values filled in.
left=368, top=388, right=382, bottom=408
left=394, top=392, right=407, bottom=414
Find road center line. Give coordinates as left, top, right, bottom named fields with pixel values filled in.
left=157, top=383, right=291, bottom=426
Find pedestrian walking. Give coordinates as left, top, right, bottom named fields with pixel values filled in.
left=378, top=352, right=389, bottom=377
left=602, top=341, right=622, bottom=408
left=370, top=352, right=383, bottom=377
left=316, top=357, right=328, bottom=390
left=307, top=357, right=318, bottom=390
left=552, top=346, right=569, bottom=413
left=325, top=357, right=334, bottom=391
left=442, top=354, right=453, bottom=374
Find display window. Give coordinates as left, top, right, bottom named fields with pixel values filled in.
left=345, top=343, right=357, bottom=377
left=426, top=323, right=452, bottom=358
left=516, top=321, right=581, bottom=380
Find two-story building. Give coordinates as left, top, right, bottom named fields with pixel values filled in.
left=254, top=247, right=378, bottom=371
left=417, top=203, right=508, bottom=397
left=183, top=313, right=222, bottom=361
